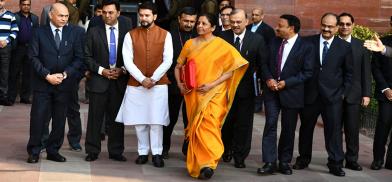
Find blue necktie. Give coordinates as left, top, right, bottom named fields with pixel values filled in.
left=54, top=29, right=60, bottom=49
left=322, top=41, right=329, bottom=65
left=109, top=27, right=116, bottom=66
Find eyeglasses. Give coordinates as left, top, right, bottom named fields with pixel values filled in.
left=339, top=22, right=352, bottom=27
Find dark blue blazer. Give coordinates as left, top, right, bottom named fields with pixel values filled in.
left=304, top=35, right=353, bottom=104
left=220, top=30, right=266, bottom=98
left=262, top=36, right=314, bottom=108
left=372, top=36, right=392, bottom=102
left=29, top=24, right=85, bottom=92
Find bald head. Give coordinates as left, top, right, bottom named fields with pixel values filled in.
left=251, top=7, right=264, bottom=24
left=230, top=8, right=248, bottom=35
left=49, top=3, right=69, bottom=28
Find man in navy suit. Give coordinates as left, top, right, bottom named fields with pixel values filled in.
left=338, top=12, right=372, bottom=171
left=293, top=13, right=353, bottom=176
left=26, top=3, right=84, bottom=163
left=220, top=9, right=266, bottom=168
left=257, top=14, right=314, bottom=175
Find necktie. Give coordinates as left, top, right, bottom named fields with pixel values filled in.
left=276, top=39, right=287, bottom=79
left=234, top=37, right=241, bottom=51
left=54, top=29, right=60, bottom=49
left=109, top=27, right=116, bottom=66
left=322, top=41, right=329, bottom=65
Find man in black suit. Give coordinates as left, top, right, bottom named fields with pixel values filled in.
left=293, top=13, right=353, bottom=177
left=246, top=7, right=275, bottom=47
left=163, top=7, right=196, bottom=159
left=213, top=5, right=233, bottom=36
left=246, top=7, right=275, bottom=113
left=84, top=0, right=131, bottom=162
left=257, top=14, right=314, bottom=175
left=370, top=34, right=392, bottom=170
left=220, top=9, right=266, bottom=168
left=8, top=0, right=39, bottom=105
left=26, top=3, right=84, bottom=163
left=338, top=12, right=372, bottom=171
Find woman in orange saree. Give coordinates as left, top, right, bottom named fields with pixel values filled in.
left=174, top=13, right=248, bottom=179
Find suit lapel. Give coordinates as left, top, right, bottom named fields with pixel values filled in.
left=60, top=25, right=71, bottom=50
left=281, top=37, right=301, bottom=72
left=324, top=36, right=338, bottom=64
left=98, top=26, right=109, bottom=52
left=240, top=31, right=251, bottom=56
left=44, top=26, right=58, bottom=50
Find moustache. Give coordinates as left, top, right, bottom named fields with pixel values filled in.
left=322, top=30, right=332, bottom=33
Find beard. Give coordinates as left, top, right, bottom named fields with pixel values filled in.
left=140, top=21, right=153, bottom=28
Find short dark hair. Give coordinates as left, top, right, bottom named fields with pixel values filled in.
left=220, top=5, right=234, bottom=14
left=198, top=13, right=217, bottom=28
left=102, top=0, right=120, bottom=11
left=138, top=1, right=158, bottom=15
left=19, top=0, right=30, bottom=4
left=179, top=7, right=197, bottom=17
left=280, top=14, right=301, bottom=33
left=230, top=9, right=247, bottom=19
left=338, top=12, right=355, bottom=23
left=94, top=3, right=103, bottom=12
left=321, top=12, right=339, bottom=25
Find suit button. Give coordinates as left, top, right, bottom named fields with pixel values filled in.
left=58, top=56, right=60, bottom=59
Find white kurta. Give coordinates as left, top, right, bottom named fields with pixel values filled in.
left=115, top=30, right=173, bottom=126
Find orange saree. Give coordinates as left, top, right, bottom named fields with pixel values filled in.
left=177, top=37, right=248, bottom=178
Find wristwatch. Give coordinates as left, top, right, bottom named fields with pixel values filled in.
left=62, top=71, right=67, bottom=79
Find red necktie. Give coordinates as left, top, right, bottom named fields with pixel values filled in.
left=276, top=40, right=288, bottom=80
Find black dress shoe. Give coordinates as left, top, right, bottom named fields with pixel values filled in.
left=109, top=154, right=127, bottom=162
left=293, top=158, right=309, bottom=170
left=0, top=99, right=13, bottom=106
left=135, top=155, right=148, bottom=164
left=199, top=167, right=214, bottom=180
left=162, top=150, right=169, bottom=159
left=345, top=161, right=362, bottom=171
left=222, top=150, right=233, bottom=162
left=47, top=153, right=66, bottom=162
left=152, top=155, right=164, bottom=167
left=20, top=99, right=31, bottom=104
left=85, top=153, right=98, bottom=162
left=328, top=166, right=345, bottom=177
left=257, top=162, right=277, bottom=175
left=234, top=160, right=246, bottom=168
left=27, top=154, right=39, bottom=163
left=279, top=162, right=293, bottom=175
left=385, top=162, right=392, bottom=170
left=370, top=160, right=383, bottom=170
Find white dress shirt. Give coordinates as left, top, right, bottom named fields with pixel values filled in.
left=49, top=22, right=63, bottom=41
left=98, top=22, right=119, bottom=74
left=319, top=35, right=334, bottom=64
left=233, top=29, right=246, bottom=51
left=280, top=34, right=298, bottom=71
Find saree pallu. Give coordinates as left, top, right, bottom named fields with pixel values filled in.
left=177, top=37, right=248, bottom=178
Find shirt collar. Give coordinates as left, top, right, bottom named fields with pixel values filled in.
left=49, top=22, right=63, bottom=33
left=339, top=34, right=351, bottom=43
left=320, top=34, right=334, bottom=46
left=234, top=29, right=246, bottom=41
left=286, top=33, right=298, bottom=45
left=105, top=22, right=119, bottom=31
left=253, top=20, right=262, bottom=27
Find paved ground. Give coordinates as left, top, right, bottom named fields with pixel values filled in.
left=0, top=100, right=391, bottom=181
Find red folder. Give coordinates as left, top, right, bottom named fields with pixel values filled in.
left=181, top=58, right=196, bottom=90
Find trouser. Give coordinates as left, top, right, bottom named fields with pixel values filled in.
left=135, top=124, right=163, bottom=155
left=373, top=101, right=392, bottom=162
left=342, top=101, right=360, bottom=162
left=8, top=44, right=31, bottom=102
left=0, top=46, right=11, bottom=100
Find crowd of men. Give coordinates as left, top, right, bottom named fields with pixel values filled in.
left=0, top=0, right=391, bottom=179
